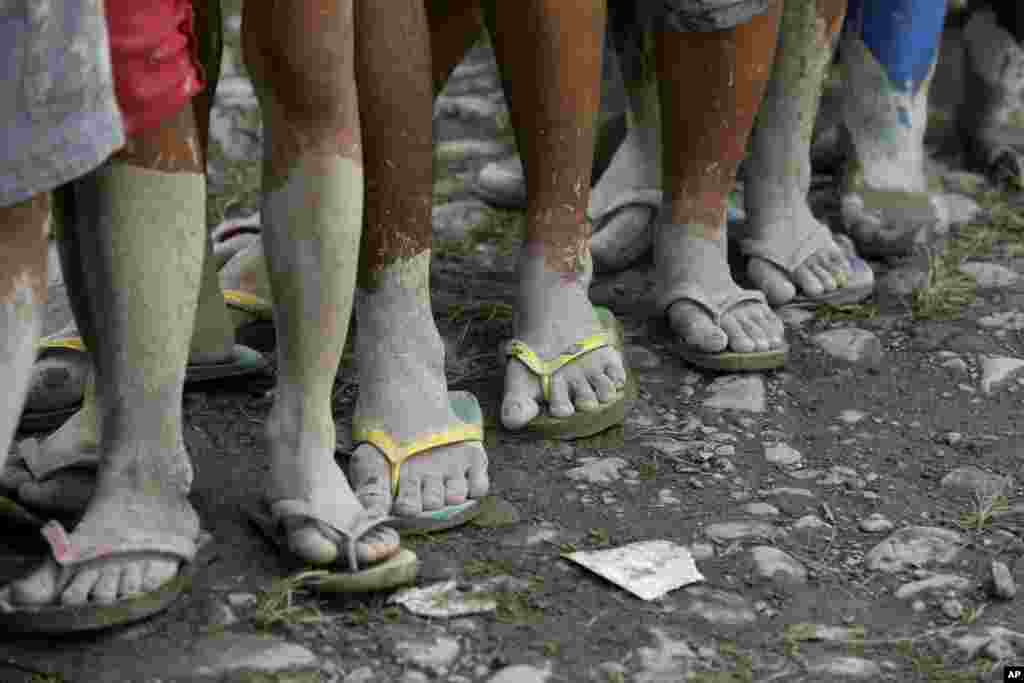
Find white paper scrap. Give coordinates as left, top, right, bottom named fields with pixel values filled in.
left=563, top=540, right=705, bottom=601
left=390, top=580, right=498, bottom=618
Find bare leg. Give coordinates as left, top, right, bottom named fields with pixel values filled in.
left=743, top=0, right=864, bottom=306
left=244, top=0, right=396, bottom=563
left=4, top=107, right=203, bottom=607
left=654, top=7, right=787, bottom=355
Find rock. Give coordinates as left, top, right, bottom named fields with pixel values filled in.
left=643, top=438, right=689, bottom=456
left=858, top=514, right=895, bottom=534
left=704, top=521, right=778, bottom=543
left=865, top=526, right=964, bottom=572
left=435, top=94, right=503, bottom=121
left=979, top=355, right=1024, bottom=394
left=838, top=409, right=868, bottom=424
left=894, top=574, right=972, bottom=599
left=940, top=466, right=1012, bottom=498
left=743, top=502, right=780, bottom=516
left=690, top=543, right=715, bottom=561
left=433, top=200, right=490, bottom=242
left=989, top=560, right=1017, bottom=600
left=499, top=523, right=563, bottom=548
left=941, top=599, right=965, bottom=619
left=812, top=328, right=883, bottom=365
left=566, top=457, right=628, bottom=484
left=876, top=266, right=928, bottom=303
left=764, top=442, right=803, bottom=467
left=435, top=139, right=509, bottom=164
left=793, top=515, right=832, bottom=530
left=806, top=656, right=881, bottom=679
left=393, top=635, right=461, bottom=675
left=703, top=375, right=766, bottom=413
left=750, top=546, right=807, bottom=583
left=943, top=194, right=983, bottom=225
left=959, top=261, right=1019, bottom=288
left=633, top=628, right=698, bottom=682
left=343, top=666, right=378, bottom=683
left=181, top=634, right=318, bottom=680
left=940, top=357, right=969, bottom=373
left=399, top=672, right=430, bottom=683
left=681, top=587, right=757, bottom=625
left=487, top=664, right=552, bottom=683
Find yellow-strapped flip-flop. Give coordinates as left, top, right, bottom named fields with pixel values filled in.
left=352, top=391, right=485, bottom=534
left=222, top=289, right=273, bottom=320
left=503, top=306, right=635, bottom=440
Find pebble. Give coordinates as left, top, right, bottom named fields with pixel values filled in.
left=858, top=514, right=895, bottom=533
left=434, top=94, right=503, bottom=121
left=940, top=465, right=1012, bottom=499
left=941, top=599, right=965, bottom=619
left=183, top=634, right=318, bottom=680
left=750, top=546, right=807, bottom=583
left=487, top=664, right=552, bottom=683
left=806, top=656, right=881, bottom=679
left=690, top=543, right=715, bottom=561
left=959, top=261, right=1020, bottom=288
left=743, top=502, right=780, bottom=516
left=432, top=200, right=491, bottom=242
left=865, top=526, right=964, bottom=572
left=989, top=560, right=1017, bottom=600
left=681, top=587, right=757, bottom=625
left=704, top=521, right=778, bottom=543
left=793, top=515, right=831, bottom=530
left=894, top=574, right=972, bottom=599
left=763, top=442, right=803, bottom=467
left=343, top=666, right=378, bottom=683
left=940, top=357, right=969, bottom=373
left=812, top=328, right=883, bottom=365
left=565, top=457, right=628, bottom=484
left=393, top=635, right=461, bottom=675
left=703, top=375, right=766, bottom=413
left=978, top=355, right=1024, bottom=394
left=838, top=409, right=868, bottom=424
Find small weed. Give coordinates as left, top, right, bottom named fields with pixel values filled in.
left=30, top=674, right=64, bottom=683
left=782, top=623, right=819, bottom=658
left=445, top=301, right=514, bottom=325
left=558, top=542, right=579, bottom=554
left=815, top=302, right=879, bottom=322
left=252, top=571, right=329, bottom=630
left=605, top=672, right=626, bottom=683
left=463, top=559, right=514, bottom=578
left=959, top=494, right=1010, bottom=532
left=541, top=641, right=561, bottom=657
left=912, top=247, right=976, bottom=321
left=637, top=461, right=659, bottom=481
left=494, top=590, right=543, bottom=625
left=587, top=527, right=611, bottom=547
left=897, top=639, right=994, bottom=683
left=379, top=606, right=403, bottom=623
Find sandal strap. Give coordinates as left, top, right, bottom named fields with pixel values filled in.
left=223, top=289, right=273, bottom=319
left=657, top=283, right=766, bottom=325
left=504, top=331, right=614, bottom=403
left=269, top=500, right=388, bottom=573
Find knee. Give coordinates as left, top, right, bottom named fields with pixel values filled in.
left=242, top=1, right=356, bottom=131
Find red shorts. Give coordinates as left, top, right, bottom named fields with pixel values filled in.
left=105, top=0, right=205, bottom=136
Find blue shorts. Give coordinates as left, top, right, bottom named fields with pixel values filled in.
left=0, top=0, right=125, bottom=207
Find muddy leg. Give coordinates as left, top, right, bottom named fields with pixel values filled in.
left=654, top=6, right=787, bottom=355
left=839, top=0, right=950, bottom=257
left=743, top=0, right=863, bottom=306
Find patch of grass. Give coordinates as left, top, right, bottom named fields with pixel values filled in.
left=445, top=301, right=513, bottom=325
left=815, top=302, right=879, bottom=322
left=911, top=247, right=977, bottom=321
left=252, top=571, right=329, bottom=630
left=587, top=527, right=611, bottom=547
left=684, top=640, right=755, bottom=682
left=463, top=559, right=515, bottom=578
left=436, top=208, right=525, bottom=260
left=540, top=640, right=561, bottom=657
left=493, top=589, right=544, bottom=625
left=29, top=674, right=65, bottom=683
left=637, top=461, right=659, bottom=481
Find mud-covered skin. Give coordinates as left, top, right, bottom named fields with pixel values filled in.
left=243, top=0, right=398, bottom=565
left=742, top=0, right=852, bottom=306
left=656, top=4, right=787, bottom=354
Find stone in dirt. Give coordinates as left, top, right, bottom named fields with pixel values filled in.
left=176, top=633, right=318, bottom=680
left=858, top=514, right=894, bottom=534
left=959, top=261, right=1019, bottom=288
left=704, top=520, right=778, bottom=543
left=940, top=466, right=1012, bottom=499
left=487, top=664, right=552, bottom=683
left=812, top=328, right=883, bottom=365
left=393, top=635, right=461, bottom=676
left=470, top=496, right=521, bottom=528
left=894, top=574, right=972, bottom=599
left=763, top=442, right=803, bottom=467
left=806, top=656, right=881, bottom=679
left=433, top=200, right=490, bottom=242
left=865, top=526, right=965, bottom=573
left=702, top=375, right=766, bottom=413
left=565, top=457, right=628, bottom=484
left=989, top=560, right=1017, bottom=600
left=978, top=355, right=1024, bottom=394
left=632, top=628, right=698, bottom=683
left=750, top=546, right=807, bottom=583
left=681, top=586, right=757, bottom=625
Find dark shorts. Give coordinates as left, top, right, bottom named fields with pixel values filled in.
left=636, top=0, right=772, bottom=32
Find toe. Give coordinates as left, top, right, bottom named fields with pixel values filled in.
left=91, top=566, right=122, bottom=605
left=603, top=356, right=628, bottom=388
left=355, top=526, right=400, bottom=565
left=393, top=472, right=424, bottom=517
left=348, top=445, right=393, bottom=518
left=9, top=561, right=61, bottom=605
left=748, top=257, right=797, bottom=306
left=501, top=363, right=542, bottom=430
left=547, top=374, right=575, bottom=419
left=568, top=374, right=600, bottom=413
left=444, top=474, right=469, bottom=506
left=61, top=567, right=100, bottom=606
left=719, top=314, right=755, bottom=354
left=807, top=260, right=836, bottom=291
left=792, top=263, right=825, bottom=298
left=591, top=373, right=618, bottom=403
left=419, top=474, right=445, bottom=512
left=141, top=559, right=179, bottom=593
left=466, top=448, right=490, bottom=499
left=285, top=521, right=340, bottom=565
left=119, top=562, right=143, bottom=598
left=668, top=302, right=728, bottom=353
left=736, top=309, right=771, bottom=352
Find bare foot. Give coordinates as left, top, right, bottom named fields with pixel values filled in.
left=348, top=253, right=489, bottom=519
left=501, top=248, right=628, bottom=430
left=656, top=222, right=785, bottom=355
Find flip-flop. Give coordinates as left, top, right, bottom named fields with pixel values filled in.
left=19, top=335, right=269, bottom=433
left=0, top=521, right=210, bottom=634
left=657, top=285, right=789, bottom=372
left=502, top=307, right=636, bottom=440
left=248, top=501, right=419, bottom=593
left=0, top=435, right=100, bottom=523
left=740, top=228, right=875, bottom=309
left=352, top=391, right=485, bottom=534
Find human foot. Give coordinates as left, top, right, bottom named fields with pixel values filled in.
left=501, top=247, right=629, bottom=431
left=656, top=221, right=786, bottom=362
left=0, top=446, right=199, bottom=616
left=348, top=253, right=490, bottom=522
